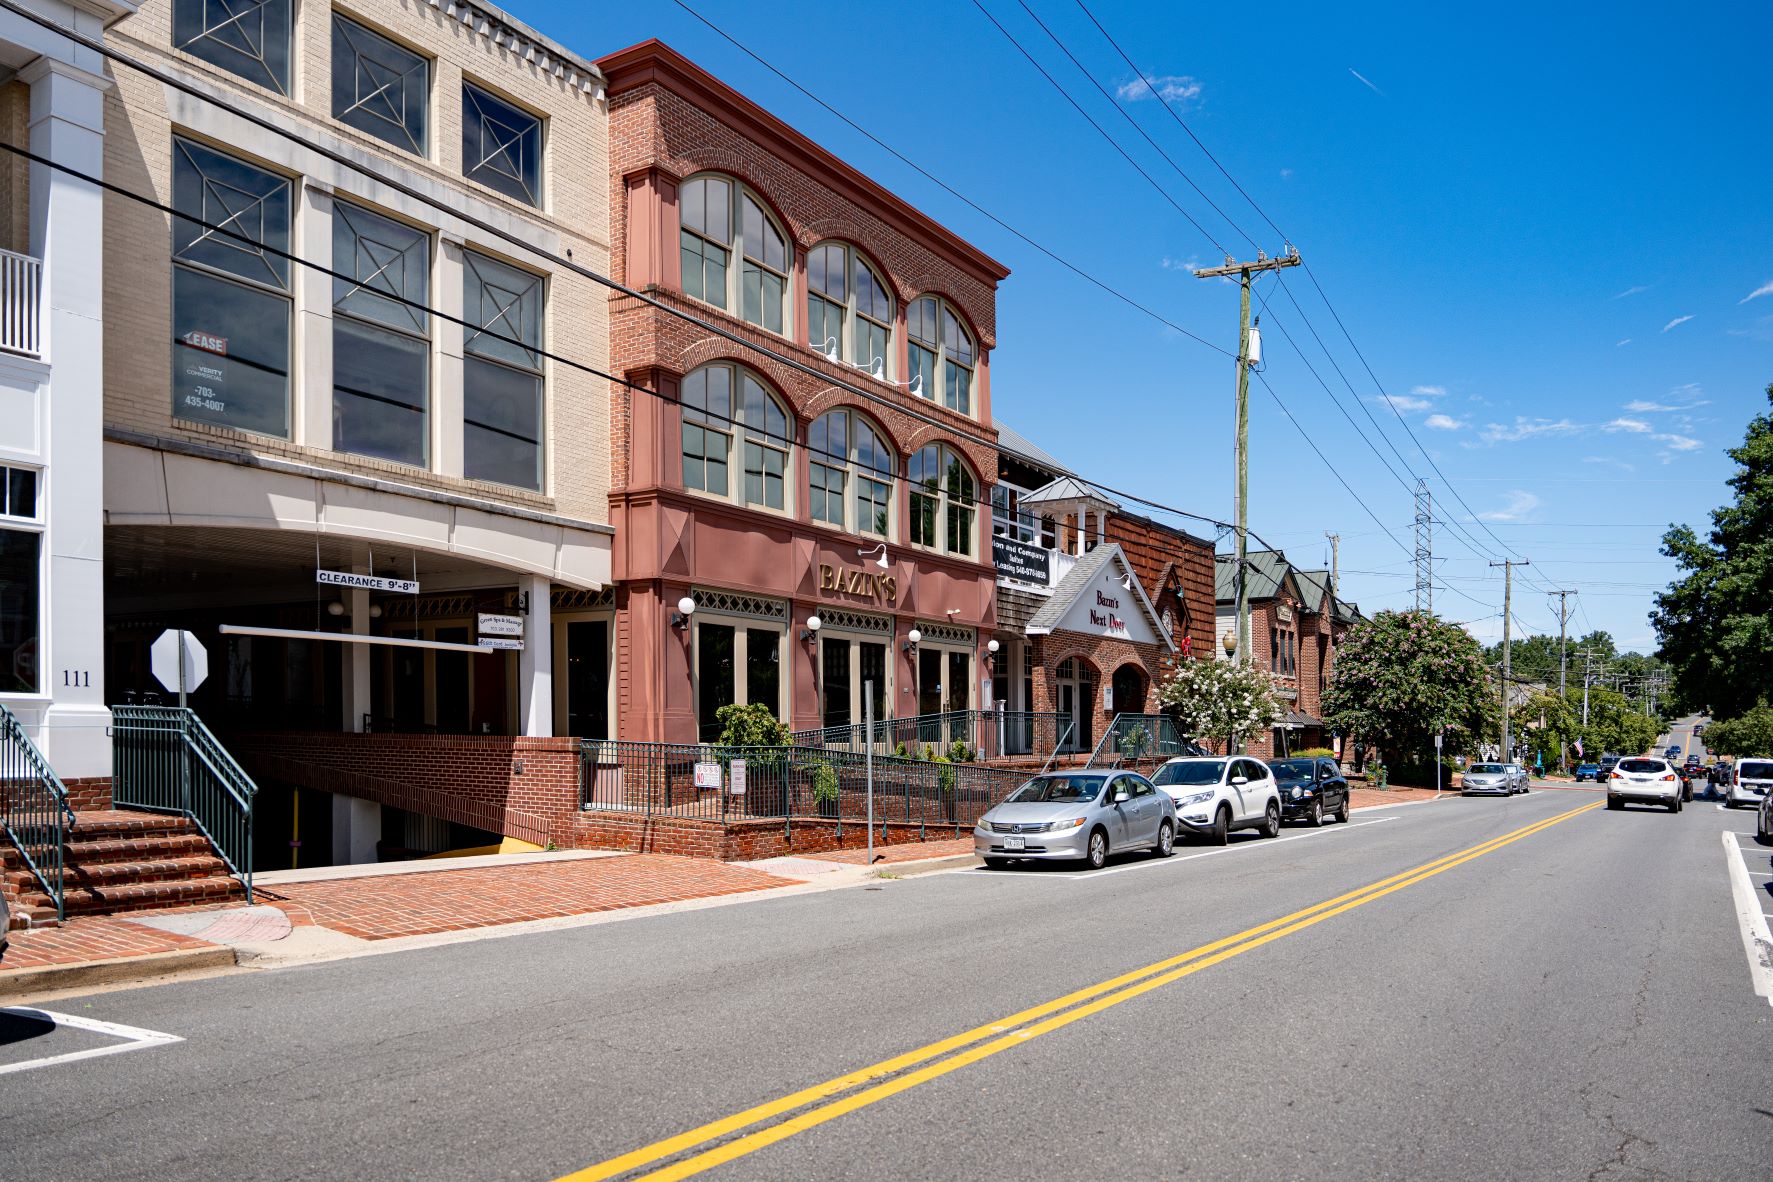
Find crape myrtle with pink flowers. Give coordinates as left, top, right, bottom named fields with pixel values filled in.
left=1320, top=609, right=1491, bottom=770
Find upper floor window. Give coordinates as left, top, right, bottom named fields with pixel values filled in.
left=332, top=201, right=431, bottom=468
left=332, top=14, right=429, bottom=156
left=806, top=242, right=894, bottom=377
left=907, top=296, right=976, bottom=416
left=174, top=0, right=291, bottom=95
left=908, top=443, right=977, bottom=558
left=809, top=409, right=894, bottom=538
left=680, top=175, right=788, bottom=336
left=170, top=137, right=292, bottom=438
left=464, top=251, right=546, bottom=491
left=463, top=82, right=542, bottom=206
left=681, top=363, right=790, bottom=512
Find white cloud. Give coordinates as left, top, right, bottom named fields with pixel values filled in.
left=1279, top=167, right=1293, bottom=180
left=1583, top=456, right=1635, bottom=472
left=1739, top=280, right=1773, bottom=304
left=1424, top=414, right=1465, bottom=431
left=1728, top=314, right=1773, bottom=343
left=1410, top=384, right=1447, bottom=397
left=1478, top=491, right=1540, bottom=522
left=1348, top=68, right=1385, bottom=96
left=1662, top=314, right=1695, bottom=332
left=1654, top=433, right=1702, bottom=452
left=1117, top=74, right=1202, bottom=104
left=1378, top=394, right=1432, bottom=413
left=1616, top=338, right=1631, bottom=346
left=1479, top=417, right=1581, bottom=443
left=1604, top=417, right=1652, bottom=434
left=1611, top=284, right=1651, bottom=300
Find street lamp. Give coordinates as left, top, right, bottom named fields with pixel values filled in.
left=1221, top=631, right=1237, bottom=658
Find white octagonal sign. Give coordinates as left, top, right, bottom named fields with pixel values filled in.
left=150, top=629, right=208, bottom=695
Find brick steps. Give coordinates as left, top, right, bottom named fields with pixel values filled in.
left=1, top=809, right=245, bottom=928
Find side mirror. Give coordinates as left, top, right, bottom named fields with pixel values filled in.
left=1112, top=788, right=1131, bottom=803
left=1231, top=775, right=1249, bottom=786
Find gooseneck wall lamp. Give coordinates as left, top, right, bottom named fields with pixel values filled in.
left=857, top=543, right=889, bottom=570
left=672, top=595, right=696, bottom=629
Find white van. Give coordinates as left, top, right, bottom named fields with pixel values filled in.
left=1725, top=758, right=1773, bottom=809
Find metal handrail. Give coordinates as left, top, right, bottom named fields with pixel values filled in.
left=1086, top=714, right=1198, bottom=769
left=112, top=705, right=256, bottom=902
left=1040, top=720, right=1077, bottom=774
left=0, top=701, right=71, bottom=920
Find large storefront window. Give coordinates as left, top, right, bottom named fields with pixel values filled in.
left=171, top=137, right=292, bottom=437
left=682, top=364, right=789, bottom=513
left=464, top=251, right=545, bottom=489
left=333, top=201, right=431, bottom=466
left=0, top=465, right=41, bottom=694
left=694, top=616, right=783, bottom=743
left=909, top=444, right=977, bottom=557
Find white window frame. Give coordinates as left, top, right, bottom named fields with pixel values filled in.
left=806, top=241, right=894, bottom=378
left=906, top=295, right=977, bottom=416
left=908, top=443, right=978, bottom=559
left=680, top=363, right=793, bottom=517
left=679, top=173, right=791, bottom=338
left=808, top=408, right=894, bottom=541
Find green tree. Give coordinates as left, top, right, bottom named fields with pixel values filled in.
left=1321, top=610, right=1490, bottom=767
left=1699, top=707, right=1773, bottom=757
left=1653, top=382, right=1773, bottom=717
left=1572, top=686, right=1659, bottom=758
left=1157, top=657, right=1283, bottom=754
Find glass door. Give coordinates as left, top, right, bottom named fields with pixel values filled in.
left=565, top=619, right=610, bottom=740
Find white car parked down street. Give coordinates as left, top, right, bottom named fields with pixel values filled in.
left=1725, top=758, right=1773, bottom=811
left=1150, top=756, right=1282, bottom=845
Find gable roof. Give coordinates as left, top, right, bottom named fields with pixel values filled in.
left=1213, top=550, right=1299, bottom=605
left=1026, top=543, right=1176, bottom=652
left=1293, top=569, right=1333, bottom=613
left=992, top=417, right=1066, bottom=478
left=1021, top=475, right=1121, bottom=513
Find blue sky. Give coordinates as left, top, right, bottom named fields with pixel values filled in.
left=540, top=0, right=1771, bottom=654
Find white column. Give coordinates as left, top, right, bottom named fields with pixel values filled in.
left=330, top=794, right=379, bottom=865
left=297, top=181, right=334, bottom=449
left=1096, top=510, right=1106, bottom=547
left=436, top=235, right=465, bottom=478
left=24, top=57, right=111, bottom=780
left=518, top=574, right=552, bottom=736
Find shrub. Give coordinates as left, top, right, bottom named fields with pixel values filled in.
left=714, top=702, right=789, bottom=749
left=809, top=760, right=839, bottom=805
left=934, top=754, right=957, bottom=793
left=947, top=740, right=976, bottom=764
left=1296, top=747, right=1337, bottom=759
left=893, top=741, right=910, bottom=759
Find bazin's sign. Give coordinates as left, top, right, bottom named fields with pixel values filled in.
left=992, top=535, right=1050, bottom=583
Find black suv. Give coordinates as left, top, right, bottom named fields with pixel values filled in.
left=1267, top=757, right=1350, bottom=825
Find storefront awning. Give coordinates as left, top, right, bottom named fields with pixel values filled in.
left=1282, top=710, right=1324, bottom=730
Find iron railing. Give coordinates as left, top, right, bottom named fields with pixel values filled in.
left=790, top=709, right=1076, bottom=761
left=0, top=702, right=71, bottom=921
left=580, top=740, right=1034, bottom=838
left=1086, top=714, right=1204, bottom=770
left=0, top=247, right=42, bottom=357
left=112, top=706, right=256, bottom=901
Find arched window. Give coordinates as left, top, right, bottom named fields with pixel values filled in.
left=681, top=363, right=790, bottom=512
left=680, top=174, right=789, bottom=336
left=809, top=409, right=894, bottom=538
left=906, top=296, right=977, bottom=415
left=908, top=443, right=977, bottom=557
left=807, top=242, right=894, bottom=377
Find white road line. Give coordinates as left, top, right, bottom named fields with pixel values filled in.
left=0, top=1007, right=183, bottom=1076
left=962, top=817, right=1399, bottom=881
left=1719, top=831, right=1773, bottom=1008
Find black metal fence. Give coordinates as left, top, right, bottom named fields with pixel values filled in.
left=580, top=740, right=1034, bottom=836
left=1, top=701, right=71, bottom=920
left=789, top=710, right=1075, bottom=761
left=112, top=706, right=257, bottom=901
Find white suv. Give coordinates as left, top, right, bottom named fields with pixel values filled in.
left=1725, top=758, right=1773, bottom=810
left=1605, top=756, right=1683, bottom=813
left=1150, top=756, right=1282, bottom=844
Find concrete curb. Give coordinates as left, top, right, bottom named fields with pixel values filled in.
left=0, top=945, right=239, bottom=1000
left=1720, top=829, right=1773, bottom=1007
left=873, top=854, right=980, bottom=877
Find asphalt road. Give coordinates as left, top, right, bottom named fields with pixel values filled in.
left=3, top=787, right=1769, bottom=1181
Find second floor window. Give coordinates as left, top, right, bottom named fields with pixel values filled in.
left=908, top=443, right=977, bottom=558
left=173, top=0, right=291, bottom=95
left=806, top=242, right=894, bottom=376
left=809, top=409, right=894, bottom=538
left=462, top=82, right=542, bottom=206
left=681, top=363, right=790, bottom=512
left=907, top=296, right=977, bottom=416
left=171, top=137, right=292, bottom=439
left=464, top=250, right=545, bottom=491
left=333, top=14, right=429, bottom=156
left=680, top=175, right=788, bottom=335
left=332, top=201, right=431, bottom=468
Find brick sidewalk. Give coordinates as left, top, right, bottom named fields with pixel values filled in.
left=1, top=916, right=221, bottom=972
left=255, top=854, right=800, bottom=940
left=816, top=838, right=975, bottom=865
left=1349, top=787, right=1443, bottom=809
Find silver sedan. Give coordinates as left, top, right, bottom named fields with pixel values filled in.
left=1462, top=763, right=1515, bottom=796
left=975, top=771, right=1177, bottom=870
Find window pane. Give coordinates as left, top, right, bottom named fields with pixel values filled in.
left=857, top=477, right=891, bottom=537
left=174, top=0, right=291, bottom=95
left=172, top=267, right=290, bottom=436
left=947, top=651, right=971, bottom=714
left=855, top=319, right=888, bottom=376
left=741, top=262, right=761, bottom=326
left=680, top=177, right=707, bottom=237
left=947, top=503, right=975, bottom=556
left=946, top=362, right=972, bottom=416
left=811, top=243, right=845, bottom=299
left=333, top=317, right=428, bottom=466
left=855, top=419, right=892, bottom=476
left=334, top=201, right=429, bottom=335
left=705, top=247, right=728, bottom=309
left=680, top=234, right=704, bottom=302
left=909, top=296, right=937, bottom=346
left=332, top=14, right=429, bottom=155
left=911, top=490, right=937, bottom=547
left=5, top=469, right=37, bottom=520
left=464, top=356, right=542, bottom=489
left=909, top=345, right=936, bottom=400
left=808, top=294, right=842, bottom=357
left=743, top=442, right=784, bottom=509
left=682, top=423, right=729, bottom=496
left=704, top=178, right=730, bottom=241
left=172, top=137, right=291, bottom=289
left=810, top=462, right=844, bottom=526
left=704, top=365, right=731, bottom=423
left=762, top=271, right=784, bottom=334
left=859, top=642, right=887, bottom=723
left=463, top=251, right=543, bottom=368
left=462, top=82, right=541, bottom=205
left=0, top=528, right=40, bottom=693
left=822, top=637, right=851, bottom=730
left=697, top=621, right=736, bottom=743
left=853, top=255, right=890, bottom=321
left=944, top=307, right=975, bottom=364
left=746, top=628, right=780, bottom=717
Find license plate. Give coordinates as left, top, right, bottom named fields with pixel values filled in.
left=1005, top=836, right=1026, bottom=851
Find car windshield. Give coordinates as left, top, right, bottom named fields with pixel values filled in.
left=1470, top=764, right=1505, bottom=774
left=1618, top=759, right=1664, bottom=773
left=1269, top=760, right=1315, bottom=780
left=1153, top=760, right=1225, bottom=786
left=1005, top=775, right=1105, bottom=804
left=1739, top=761, right=1773, bottom=780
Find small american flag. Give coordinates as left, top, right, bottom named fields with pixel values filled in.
left=1574, top=738, right=1585, bottom=758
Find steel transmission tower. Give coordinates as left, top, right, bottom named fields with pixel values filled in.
left=1413, top=479, right=1434, bottom=614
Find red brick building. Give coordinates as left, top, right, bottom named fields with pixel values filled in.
left=1214, top=551, right=1362, bottom=758
left=600, top=41, right=1008, bottom=743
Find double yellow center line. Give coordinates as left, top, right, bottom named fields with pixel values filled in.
left=563, top=799, right=1600, bottom=1182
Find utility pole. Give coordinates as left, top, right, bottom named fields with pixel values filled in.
left=1413, top=479, right=1434, bottom=615
left=1325, top=531, right=1340, bottom=599
left=1196, top=246, right=1301, bottom=671
left=1580, top=649, right=1597, bottom=726
left=1491, top=559, right=1529, bottom=761
left=1552, top=590, right=1576, bottom=772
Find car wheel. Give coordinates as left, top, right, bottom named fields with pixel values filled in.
left=1335, top=792, right=1350, bottom=823
left=1668, top=797, right=1681, bottom=813
left=984, top=857, right=1012, bottom=870
left=1607, top=795, right=1623, bottom=810
left=1308, top=798, right=1323, bottom=827
left=1261, top=801, right=1281, bottom=838
left=1085, top=828, right=1109, bottom=870
left=1154, top=820, right=1175, bottom=858
left=1209, top=804, right=1231, bottom=846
